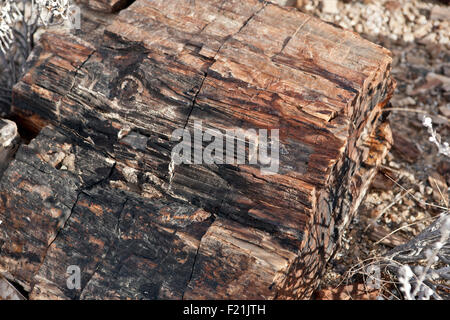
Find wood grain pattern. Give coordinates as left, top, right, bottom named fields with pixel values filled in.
left=0, top=0, right=395, bottom=299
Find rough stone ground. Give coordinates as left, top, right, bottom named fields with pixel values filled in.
left=292, top=0, right=450, bottom=299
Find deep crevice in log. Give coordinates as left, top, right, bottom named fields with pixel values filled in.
left=5, top=278, right=29, bottom=300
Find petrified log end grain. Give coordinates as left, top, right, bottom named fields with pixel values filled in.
left=0, top=0, right=395, bottom=299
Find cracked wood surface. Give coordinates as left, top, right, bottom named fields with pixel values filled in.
left=0, top=0, right=395, bottom=299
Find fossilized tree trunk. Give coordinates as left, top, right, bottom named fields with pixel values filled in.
left=0, top=0, right=394, bottom=299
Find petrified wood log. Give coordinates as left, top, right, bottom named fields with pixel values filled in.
left=0, top=0, right=395, bottom=299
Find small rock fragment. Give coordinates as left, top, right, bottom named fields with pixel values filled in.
left=392, top=132, right=420, bottom=164
left=367, top=224, right=408, bottom=247
left=428, top=172, right=449, bottom=206
left=426, top=72, right=450, bottom=87
left=384, top=1, right=401, bottom=12
left=430, top=6, right=450, bottom=21
left=410, top=78, right=443, bottom=95
left=271, top=0, right=297, bottom=6
left=371, top=168, right=397, bottom=191
left=322, top=0, right=339, bottom=14
left=391, top=96, right=416, bottom=107
left=437, top=160, right=450, bottom=185
left=439, top=104, right=450, bottom=118
left=0, top=119, right=20, bottom=177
